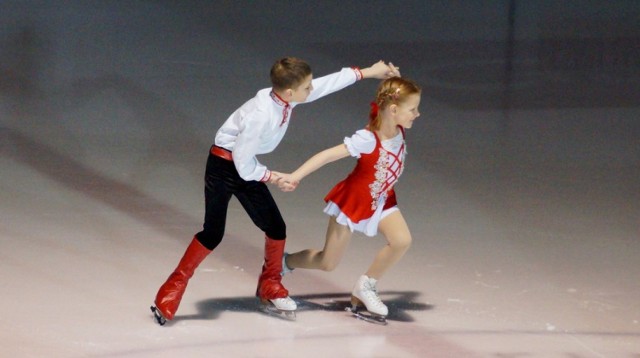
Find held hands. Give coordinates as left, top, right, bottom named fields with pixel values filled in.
left=270, top=171, right=299, bottom=192
left=361, top=60, right=401, bottom=79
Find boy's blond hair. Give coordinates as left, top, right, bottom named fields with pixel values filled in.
left=270, top=57, right=312, bottom=92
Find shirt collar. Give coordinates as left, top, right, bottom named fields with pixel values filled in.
left=270, top=91, right=289, bottom=108
left=270, top=91, right=291, bottom=126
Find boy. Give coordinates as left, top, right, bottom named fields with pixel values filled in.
left=151, top=57, right=400, bottom=325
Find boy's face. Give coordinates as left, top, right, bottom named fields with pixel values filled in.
left=289, top=74, right=313, bottom=103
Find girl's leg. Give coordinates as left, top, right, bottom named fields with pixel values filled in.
left=349, top=211, right=411, bottom=319
left=286, top=216, right=352, bottom=272
left=365, top=210, right=412, bottom=279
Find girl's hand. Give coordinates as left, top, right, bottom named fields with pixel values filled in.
left=279, top=180, right=298, bottom=192
left=271, top=172, right=299, bottom=192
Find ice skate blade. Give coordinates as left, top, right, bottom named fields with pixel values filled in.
left=345, top=306, right=388, bottom=325
left=150, top=306, right=167, bottom=326
left=258, top=301, right=297, bottom=321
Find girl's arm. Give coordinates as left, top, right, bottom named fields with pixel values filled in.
left=291, top=144, right=350, bottom=183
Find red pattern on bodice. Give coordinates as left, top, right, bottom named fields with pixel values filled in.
left=324, top=129, right=406, bottom=223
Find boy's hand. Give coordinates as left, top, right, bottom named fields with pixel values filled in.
left=279, top=179, right=298, bottom=192
left=270, top=171, right=299, bottom=192
left=361, top=60, right=401, bottom=79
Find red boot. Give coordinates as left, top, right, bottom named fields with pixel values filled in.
left=256, top=236, right=289, bottom=300
left=153, top=237, right=211, bottom=322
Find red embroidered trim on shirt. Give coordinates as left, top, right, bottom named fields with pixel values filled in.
left=260, top=170, right=272, bottom=182
left=270, top=91, right=291, bottom=126
left=351, top=67, right=363, bottom=81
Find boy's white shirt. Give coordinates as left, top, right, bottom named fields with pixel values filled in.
left=214, top=67, right=362, bottom=181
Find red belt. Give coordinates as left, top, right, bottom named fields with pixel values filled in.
left=211, top=146, right=233, bottom=161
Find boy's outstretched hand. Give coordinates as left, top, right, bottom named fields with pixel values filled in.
left=360, top=60, right=401, bottom=79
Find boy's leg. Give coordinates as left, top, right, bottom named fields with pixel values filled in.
left=257, top=236, right=290, bottom=299
left=152, top=154, right=232, bottom=324
left=285, top=216, right=352, bottom=272
left=153, top=236, right=211, bottom=322
left=234, top=181, right=293, bottom=306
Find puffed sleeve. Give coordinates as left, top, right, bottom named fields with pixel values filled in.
left=343, top=129, right=375, bottom=158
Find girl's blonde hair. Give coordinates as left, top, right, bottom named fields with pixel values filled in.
left=368, top=77, right=421, bottom=131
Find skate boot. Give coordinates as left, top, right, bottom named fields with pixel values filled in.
left=280, top=252, right=294, bottom=276
left=258, top=296, right=297, bottom=320
left=347, top=275, right=388, bottom=325
left=151, top=236, right=211, bottom=325
left=256, top=237, right=297, bottom=320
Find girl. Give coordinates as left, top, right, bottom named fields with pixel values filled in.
left=281, top=77, right=421, bottom=324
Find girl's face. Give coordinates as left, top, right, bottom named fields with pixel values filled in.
left=289, top=74, right=313, bottom=103
left=394, top=93, right=421, bottom=129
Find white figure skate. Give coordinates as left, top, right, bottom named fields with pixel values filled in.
left=258, top=296, right=297, bottom=321
left=346, top=275, right=388, bottom=325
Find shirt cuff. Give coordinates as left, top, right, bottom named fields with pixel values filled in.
left=260, top=169, right=272, bottom=182
left=351, top=66, right=363, bottom=81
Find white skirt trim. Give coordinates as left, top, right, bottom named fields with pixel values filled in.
left=323, top=200, right=398, bottom=237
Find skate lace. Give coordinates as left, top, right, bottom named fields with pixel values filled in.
left=363, top=281, right=384, bottom=308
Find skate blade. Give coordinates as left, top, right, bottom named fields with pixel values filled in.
left=150, top=306, right=167, bottom=326
left=345, top=306, right=388, bottom=325
left=258, top=301, right=297, bottom=321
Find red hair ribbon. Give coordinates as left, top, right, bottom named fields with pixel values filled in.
left=369, top=101, right=379, bottom=121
